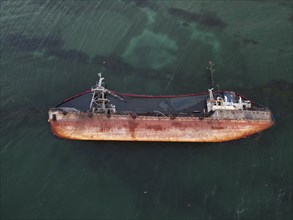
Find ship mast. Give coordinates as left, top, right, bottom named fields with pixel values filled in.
left=206, top=61, right=220, bottom=91
left=90, top=73, right=116, bottom=114
left=205, top=61, right=252, bottom=113
left=207, top=61, right=215, bottom=88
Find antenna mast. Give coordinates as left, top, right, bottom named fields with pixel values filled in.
left=90, top=73, right=116, bottom=114
left=207, top=61, right=215, bottom=88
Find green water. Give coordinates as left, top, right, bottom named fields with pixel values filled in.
left=1, top=1, right=292, bottom=219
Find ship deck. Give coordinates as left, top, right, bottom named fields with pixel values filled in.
left=56, top=90, right=212, bottom=115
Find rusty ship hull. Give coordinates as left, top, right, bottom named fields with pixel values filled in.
left=48, top=108, right=273, bottom=142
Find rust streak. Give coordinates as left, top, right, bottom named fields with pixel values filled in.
left=128, top=119, right=139, bottom=139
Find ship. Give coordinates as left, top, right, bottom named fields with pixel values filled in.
left=48, top=62, right=274, bottom=142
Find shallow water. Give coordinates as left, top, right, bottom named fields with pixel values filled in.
left=1, top=1, right=292, bottom=219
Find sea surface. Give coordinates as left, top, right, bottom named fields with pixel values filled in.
left=1, top=0, right=292, bottom=219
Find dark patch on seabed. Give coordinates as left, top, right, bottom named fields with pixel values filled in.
left=2, top=33, right=91, bottom=64
left=129, top=0, right=159, bottom=10
left=1, top=33, right=146, bottom=73
left=2, top=33, right=63, bottom=52
left=242, top=38, right=260, bottom=46
left=168, top=7, right=226, bottom=28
